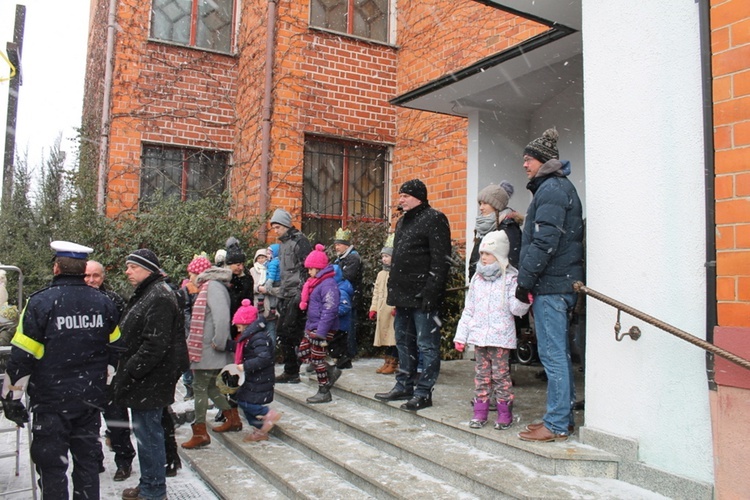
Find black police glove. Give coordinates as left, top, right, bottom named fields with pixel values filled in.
left=1, top=393, right=29, bottom=428
left=515, top=286, right=532, bottom=304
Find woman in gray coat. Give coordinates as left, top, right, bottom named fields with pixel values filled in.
left=181, top=257, right=237, bottom=449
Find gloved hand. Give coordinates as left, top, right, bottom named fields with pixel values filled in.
left=515, top=286, right=531, bottom=304
left=368, top=311, right=377, bottom=321
left=454, top=342, right=465, bottom=352
left=1, top=393, right=29, bottom=428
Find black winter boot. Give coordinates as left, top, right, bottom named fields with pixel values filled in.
left=306, top=386, right=332, bottom=404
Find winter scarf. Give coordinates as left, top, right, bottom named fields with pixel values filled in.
left=299, top=269, right=335, bottom=311
left=253, top=261, right=267, bottom=286
left=474, top=213, right=497, bottom=240
left=187, top=281, right=210, bottom=362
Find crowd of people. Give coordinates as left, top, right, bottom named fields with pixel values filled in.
left=0, top=128, right=584, bottom=499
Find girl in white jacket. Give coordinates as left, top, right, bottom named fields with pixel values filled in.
left=454, top=230, right=530, bottom=430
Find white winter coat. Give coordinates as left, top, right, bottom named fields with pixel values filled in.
left=454, top=268, right=530, bottom=349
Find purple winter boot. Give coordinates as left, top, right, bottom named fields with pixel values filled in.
left=495, top=401, right=513, bottom=430
left=469, top=399, right=490, bottom=428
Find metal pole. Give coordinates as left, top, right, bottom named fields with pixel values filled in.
left=2, top=5, right=25, bottom=211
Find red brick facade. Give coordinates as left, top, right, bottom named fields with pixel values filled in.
left=83, top=0, right=545, bottom=247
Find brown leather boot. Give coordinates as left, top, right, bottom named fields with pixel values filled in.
left=380, top=356, right=398, bottom=375
left=181, top=423, right=210, bottom=449
left=375, top=357, right=388, bottom=373
left=213, top=408, right=242, bottom=433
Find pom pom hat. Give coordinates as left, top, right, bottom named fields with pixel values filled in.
left=232, top=298, right=259, bottom=325
left=187, top=256, right=212, bottom=275
left=304, top=244, right=329, bottom=269
left=524, top=127, right=559, bottom=164
left=477, top=181, right=514, bottom=212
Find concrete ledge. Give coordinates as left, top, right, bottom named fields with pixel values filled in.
left=580, top=427, right=713, bottom=499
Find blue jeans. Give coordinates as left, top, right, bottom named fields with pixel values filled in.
left=393, top=307, right=441, bottom=398
left=533, top=293, right=577, bottom=435
left=237, top=400, right=269, bottom=429
left=131, top=408, right=166, bottom=499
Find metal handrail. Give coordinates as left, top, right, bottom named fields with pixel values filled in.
left=573, top=281, right=750, bottom=372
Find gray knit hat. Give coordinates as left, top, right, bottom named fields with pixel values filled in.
left=477, top=181, right=514, bottom=212
left=126, top=248, right=161, bottom=275
left=269, top=208, right=292, bottom=228
left=524, top=127, right=559, bottom=163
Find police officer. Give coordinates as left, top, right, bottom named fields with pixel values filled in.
left=1, top=241, right=121, bottom=500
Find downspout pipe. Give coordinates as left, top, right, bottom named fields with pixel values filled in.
left=96, top=0, right=118, bottom=214
left=697, top=0, right=717, bottom=390
left=259, top=0, right=278, bottom=242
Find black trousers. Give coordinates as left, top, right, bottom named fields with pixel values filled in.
left=31, top=408, right=101, bottom=500
left=276, top=295, right=306, bottom=375
left=100, top=387, right=135, bottom=469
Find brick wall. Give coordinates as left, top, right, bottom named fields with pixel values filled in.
left=93, top=0, right=546, bottom=250
left=712, top=0, right=750, bottom=327
left=102, top=1, right=238, bottom=217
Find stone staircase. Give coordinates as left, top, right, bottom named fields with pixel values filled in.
left=176, top=359, right=670, bottom=499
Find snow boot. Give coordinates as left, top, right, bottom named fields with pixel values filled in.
left=306, top=386, right=332, bottom=404
left=379, top=356, right=398, bottom=375
left=495, top=401, right=513, bottom=430
left=181, top=423, right=210, bottom=449
left=326, top=363, right=342, bottom=389
left=469, top=399, right=489, bottom=428
left=213, top=408, right=242, bottom=433
left=375, top=357, right=389, bottom=373
left=183, top=383, right=194, bottom=400
left=259, top=409, right=282, bottom=434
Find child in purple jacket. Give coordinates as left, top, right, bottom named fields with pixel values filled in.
left=297, top=244, right=341, bottom=404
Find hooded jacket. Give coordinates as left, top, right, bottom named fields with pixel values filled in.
left=235, top=318, right=274, bottom=405
left=518, top=159, right=584, bottom=294
left=303, top=264, right=340, bottom=337
left=114, top=273, right=188, bottom=410
left=190, top=266, right=233, bottom=370
left=274, top=227, right=312, bottom=300
left=387, top=202, right=452, bottom=309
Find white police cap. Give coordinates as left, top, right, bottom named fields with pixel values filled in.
left=50, top=241, right=93, bottom=260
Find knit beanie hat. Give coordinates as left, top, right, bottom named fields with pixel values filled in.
left=304, top=243, right=329, bottom=269
left=225, top=236, right=247, bottom=265
left=126, top=248, right=161, bottom=275
left=187, top=256, right=212, bottom=275
left=478, top=230, right=510, bottom=271
left=270, top=208, right=292, bottom=228
left=333, top=227, right=352, bottom=245
left=398, top=179, right=428, bottom=203
left=232, top=298, right=258, bottom=325
left=214, top=249, right=226, bottom=267
left=524, top=127, right=559, bottom=164
left=477, top=181, right=514, bottom=212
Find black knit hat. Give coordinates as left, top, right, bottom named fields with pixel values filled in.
left=524, top=127, right=559, bottom=163
left=399, top=179, right=428, bottom=203
left=225, top=236, right=247, bottom=265
left=126, top=248, right=161, bottom=275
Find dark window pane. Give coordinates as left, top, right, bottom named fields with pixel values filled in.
left=303, top=140, right=344, bottom=216
left=352, top=0, right=388, bottom=42
left=310, top=0, right=348, bottom=33
left=347, top=145, right=386, bottom=218
left=196, top=0, right=233, bottom=52
left=151, top=0, right=192, bottom=45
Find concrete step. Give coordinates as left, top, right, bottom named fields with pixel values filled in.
left=198, top=424, right=374, bottom=499
left=176, top=425, right=285, bottom=499
left=275, top=379, right=665, bottom=499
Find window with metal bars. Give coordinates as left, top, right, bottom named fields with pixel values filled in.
left=150, top=0, right=235, bottom=53
left=302, top=137, right=389, bottom=243
left=309, top=0, right=390, bottom=44
left=140, top=145, right=228, bottom=206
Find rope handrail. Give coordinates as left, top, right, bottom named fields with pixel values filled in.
left=573, top=281, right=750, bottom=372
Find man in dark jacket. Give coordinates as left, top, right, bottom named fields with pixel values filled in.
left=514, top=128, right=584, bottom=443
left=263, top=208, right=312, bottom=384
left=114, top=249, right=189, bottom=500
left=2, top=241, right=121, bottom=499
left=375, top=179, right=452, bottom=411
left=85, top=260, right=136, bottom=481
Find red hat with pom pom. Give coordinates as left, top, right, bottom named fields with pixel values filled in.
left=232, top=298, right=258, bottom=325
left=304, top=244, right=329, bottom=269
